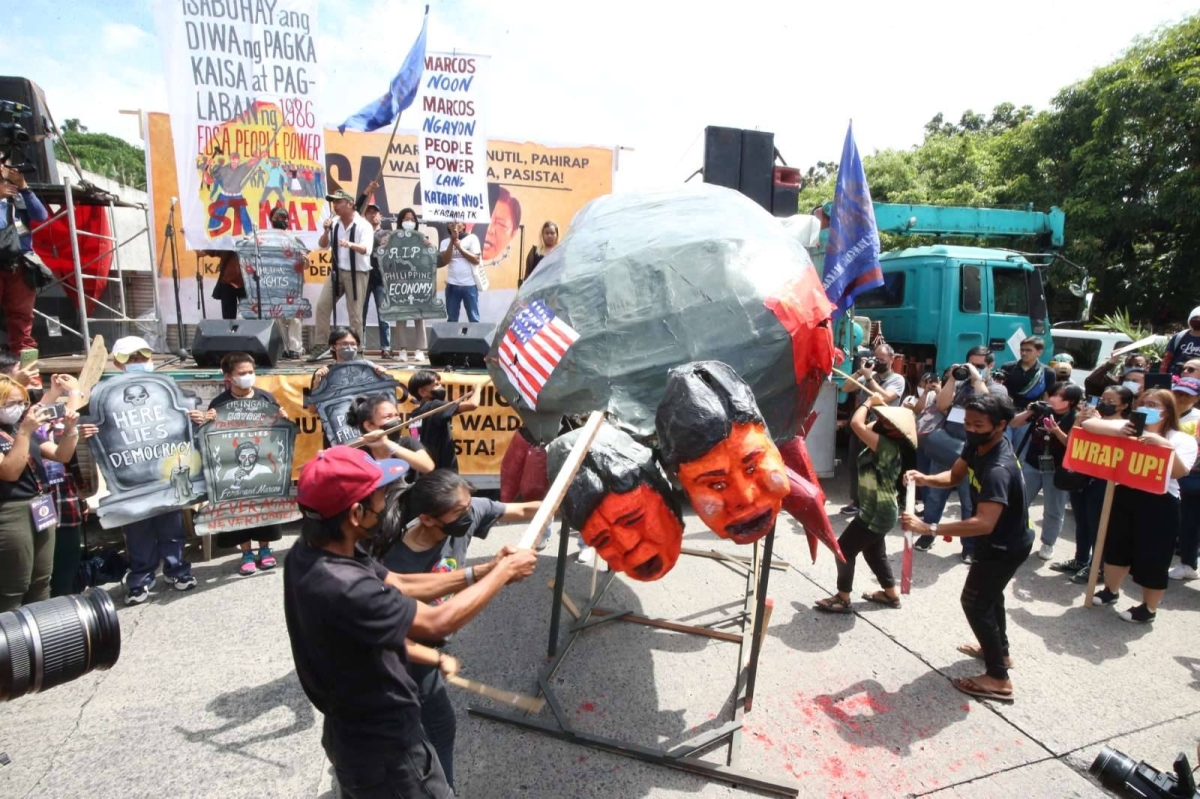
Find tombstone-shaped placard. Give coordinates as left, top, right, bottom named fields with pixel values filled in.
left=86, top=373, right=207, bottom=529
left=375, top=230, right=445, bottom=321
left=305, top=362, right=400, bottom=446
left=235, top=229, right=313, bottom=320
left=192, top=397, right=300, bottom=536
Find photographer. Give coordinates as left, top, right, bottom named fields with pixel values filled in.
left=1085, top=352, right=1149, bottom=399
left=999, top=336, right=1055, bottom=424
left=842, top=342, right=905, bottom=515
left=0, top=162, right=48, bottom=356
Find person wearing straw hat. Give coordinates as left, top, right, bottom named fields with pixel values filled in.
left=815, top=395, right=916, bottom=613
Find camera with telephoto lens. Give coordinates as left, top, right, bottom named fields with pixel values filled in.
left=1090, top=746, right=1199, bottom=798
left=952, top=365, right=971, bottom=382
left=1027, top=400, right=1053, bottom=420
left=0, top=100, right=36, bottom=169
left=0, top=587, right=121, bottom=702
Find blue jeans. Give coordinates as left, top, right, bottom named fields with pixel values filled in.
left=124, top=511, right=190, bottom=590
left=445, top=283, right=479, bottom=323
left=1021, top=462, right=1068, bottom=546
left=363, top=278, right=391, bottom=349
left=1070, top=479, right=1106, bottom=564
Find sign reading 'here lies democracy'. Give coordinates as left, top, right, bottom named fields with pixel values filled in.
left=418, top=53, right=490, bottom=223
left=1061, top=427, right=1175, bottom=495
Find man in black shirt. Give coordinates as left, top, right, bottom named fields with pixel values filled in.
left=901, top=394, right=1032, bottom=703
left=283, top=446, right=536, bottom=797
left=406, top=370, right=479, bottom=472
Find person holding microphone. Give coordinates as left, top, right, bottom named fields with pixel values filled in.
left=310, top=190, right=373, bottom=361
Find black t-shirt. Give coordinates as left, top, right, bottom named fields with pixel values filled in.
left=282, top=540, right=423, bottom=764
left=1166, top=330, right=1200, bottom=375
left=0, top=425, right=48, bottom=502
left=999, top=361, right=1055, bottom=409
left=1027, top=410, right=1076, bottom=461
left=960, top=437, right=1033, bottom=551
left=208, top=387, right=281, bottom=411
left=411, top=400, right=458, bottom=471
left=382, top=497, right=505, bottom=578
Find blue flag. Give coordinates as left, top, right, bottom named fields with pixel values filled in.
left=822, top=122, right=882, bottom=320
left=338, top=8, right=429, bottom=134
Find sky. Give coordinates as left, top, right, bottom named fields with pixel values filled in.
left=5, top=0, right=1198, bottom=193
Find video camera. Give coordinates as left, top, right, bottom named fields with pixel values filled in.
left=1091, top=746, right=1199, bottom=798
left=0, top=99, right=39, bottom=169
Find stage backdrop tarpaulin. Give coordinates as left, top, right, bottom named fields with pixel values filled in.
left=418, top=53, right=490, bottom=224
left=1061, top=427, right=1174, bottom=495
left=153, top=0, right=325, bottom=250
left=146, top=115, right=613, bottom=324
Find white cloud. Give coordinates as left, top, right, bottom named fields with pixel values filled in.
left=101, top=22, right=150, bottom=54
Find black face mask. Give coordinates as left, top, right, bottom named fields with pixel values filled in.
left=271, top=215, right=288, bottom=230
left=1097, top=402, right=1119, bottom=418
left=430, top=387, right=447, bottom=402
left=965, top=429, right=997, bottom=447
left=440, top=511, right=472, bottom=538
left=358, top=504, right=382, bottom=535
left=874, top=362, right=890, bottom=374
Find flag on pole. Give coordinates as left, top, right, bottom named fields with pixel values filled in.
left=822, top=122, right=882, bottom=320
left=338, top=6, right=429, bottom=133
left=498, top=300, right=580, bottom=410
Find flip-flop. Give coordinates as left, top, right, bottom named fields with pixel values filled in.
left=862, top=590, right=901, bottom=609
left=953, top=676, right=1014, bottom=703
left=956, top=644, right=1014, bottom=669
left=814, top=595, right=853, bottom=613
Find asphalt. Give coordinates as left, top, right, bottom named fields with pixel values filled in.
left=1, top=468, right=1197, bottom=799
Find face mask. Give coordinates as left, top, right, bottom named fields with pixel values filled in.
left=401, top=220, right=417, bottom=232
left=1139, top=407, right=1163, bottom=426
left=358, top=505, right=382, bottom=535
left=125, top=362, right=153, bottom=372
left=430, top=387, right=447, bottom=402
left=337, top=346, right=358, bottom=361
left=965, top=429, right=996, bottom=447
left=271, top=216, right=288, bottom=230
left=233, top=374, right=255, bottom=390
left=1122, top=381, right=1142, bottom=393
left=874, top=362, right=890, bottom=373
left=440, top=511, right=473, bottom=538
left=1097, top=402, right=1119, bottom=418
left=0, top=405, right=25, bottom=426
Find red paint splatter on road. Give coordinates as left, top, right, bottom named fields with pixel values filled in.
left=960, top=704, right=971, bottom=712
left=824, top=757, right=847, bottom=778
left=577, top=756, right=587, bottom=763
left=579, top=701, right=596, bottom=712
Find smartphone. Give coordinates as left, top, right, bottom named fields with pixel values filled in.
left=1088, top=396, right=1100, bottom=408
left=19, top=348, right=38, bottom=369
left=1130, top=409, right=1148, bottom=437
left=44, top=403, right=65, bottom=421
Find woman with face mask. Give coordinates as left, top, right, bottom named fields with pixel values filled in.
left=1082, top=389, right=1198, bottom=623
left=345, top=393, right=434, bottom=476
left=378, top=469, right=540, bottom=792
left=392, top=208, right=430, bottom=364
left=1008, top=383, right=1084, bottom=561
left=1051, top=385, right=1134, bottom=582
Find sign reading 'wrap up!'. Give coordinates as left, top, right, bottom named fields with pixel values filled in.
left=1061, top=427, right=1174, bottom=495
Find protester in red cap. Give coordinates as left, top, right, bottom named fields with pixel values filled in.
left=283, top=446, right=536, bottom=797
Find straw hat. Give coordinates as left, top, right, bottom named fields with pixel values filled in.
left=873, top=405, right=917, bottom=450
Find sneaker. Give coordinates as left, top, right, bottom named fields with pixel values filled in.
left=1117, top=603, right=1156, bottom=624
left=913, top=535, right=935, bottom=552
left=840, top=504, right=859, bottom=516
left=1037, top=543, right=1054, bottom=561
left=960, top=552, right=976, bottom=565
left=258, top=547, right=277, bottom=570
left=306, top=348, right=330, bottom=363
left=168, top=575, right=198, bottom=591
left=1168, top=564, right=1199, bottom=581
left=239, top=552, right=258, bottom=576
left=396, top=351, right=408, bottom=364
left=415, top=350, right=428, bottom=363
left=576, top=546, right=609, bottom=572
left=1050, top=558, right=1085, bottom=574
left=125, top=586, right=151, bottom=605
left=1092, top=587, right=1119, bottom=606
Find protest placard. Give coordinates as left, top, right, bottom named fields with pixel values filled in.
left=374, top=230, right=444, bottom=321
left=305, top=362, right=400, bottom=447
left=235, top=229, right=313, bottom=319
left=417, top=53, right=490, bottom=224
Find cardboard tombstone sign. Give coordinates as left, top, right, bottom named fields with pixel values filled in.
left=235, top=229, right=313, bottom=320
left=86, top=373, right=207, bottom=528
left=655, top=361, right=790, bottom=545
left=193, top=397, right=300, bottom=536
left=548, top=422, right=684, bottom=581
left=374, top=230, right=446, bottom=321
left=305, top=362, right=400, bottom=446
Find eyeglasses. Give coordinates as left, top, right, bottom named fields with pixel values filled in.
left=1184, top=366, right=1199, bottom=374
left=114, top=349, right=152, bottom=364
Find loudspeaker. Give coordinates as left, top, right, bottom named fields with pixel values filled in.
left=190, top=319, right=283, bottom=368
left=738, top=130, right=775, bottom=212
left=427, top=322, right=495, bottom=369
left=772, top=167, right=801, bottom=217
left=0, top=76, right=58, bottom=185
left=703, top=126, right=741, bottom=191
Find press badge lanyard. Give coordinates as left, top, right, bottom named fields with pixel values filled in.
left=0, top=429, right=57, bottom=531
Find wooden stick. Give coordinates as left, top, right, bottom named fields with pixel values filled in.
left=517, top=411, right=605, bottom=550
left=831, top=367, right=885, bottom=400
left=548, top=579, right=582, bottom=620
left=374, top=109, right=406, bottom=184
left=77, top=335, right=108, bottom=404
left=445, top=674, right=546, bottom=713
left=755, top=598, right=774, bottom=652
left=901, top=481, right=916, bottom=595
left=347, top=399, right=465, bottom=449
left=1084, top=481, right=1117, bottom=607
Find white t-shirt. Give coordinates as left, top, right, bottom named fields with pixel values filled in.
left=328, top=213, right=374, bottom=272
left=1166, top=428, right=1198, bottom=498
left=876, top=371, right=906, bottom=407
left=439, top=233, right=482, bottom=286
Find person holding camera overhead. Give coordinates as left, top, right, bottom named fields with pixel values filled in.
left=1083, top=389, right=1197, bottom=623
left=0, top=162, right=48, bottom=359
left=841, top=342, right=905, bottom=515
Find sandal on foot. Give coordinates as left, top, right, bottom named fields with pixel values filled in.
left=862, top=590, right=901, bottom=609
left=814, top=595, right=853, bottom=613
left=956, top=643, right=1013, bottom=669
left=953, top=676, right=1014, bottom=703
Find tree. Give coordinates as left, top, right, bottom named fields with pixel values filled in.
left=54, top=122, right=146, bottom=190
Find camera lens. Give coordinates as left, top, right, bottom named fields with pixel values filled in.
left=1090, top=747, right=1138, bottom=792
left=952, top=365, right=970, bottom=381
left=0, top=587, right=121, bottom=702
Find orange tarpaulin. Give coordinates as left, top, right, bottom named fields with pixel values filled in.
left=32, top=205, right=113, bottom=313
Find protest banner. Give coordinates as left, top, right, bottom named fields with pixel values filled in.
left=374, top=230, right=444, bottom=321
left=146, top=115, right=614, bottom=324
left=1061, top=426, right=1176, bottom=605
left=193, top=396, right=299, bottom=536
left=305, top=362, right=401, bottom=447
left=234, top=228, right=313, bottom=319
left=417, top=53, right=490, bottom=224
left=86, top=374, right=207, bottom=529
left=152, top=0, right=325, bottom=250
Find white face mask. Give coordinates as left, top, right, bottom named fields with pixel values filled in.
left=401, top=220, right=417, bottom=232
left=1122, top=381, right=1141, bottom=393
left=0, top=404, right=25, bottom=426
left=233, top=374, right=255, bottom=390
left=125, top=362, right=153, bottom=373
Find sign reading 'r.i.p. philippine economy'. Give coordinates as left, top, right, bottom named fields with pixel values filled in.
left=418, top=53, right=490, bottom=224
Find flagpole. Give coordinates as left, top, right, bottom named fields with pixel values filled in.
left=373, top=110, right=405, bottom=184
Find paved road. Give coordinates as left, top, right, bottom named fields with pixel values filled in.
left=1, top=470, right=1197, bottom=798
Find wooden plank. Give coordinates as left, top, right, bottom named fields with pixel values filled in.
left=1084, top=481, right=1117, bottom=607
left=76, top=335, right=109, bottom=404
left=446, top=674, right=546, bottom=714
left=517, top=411, right=604, bottom=550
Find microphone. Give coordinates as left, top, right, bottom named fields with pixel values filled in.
left=169, top=196, right=178, bottom=206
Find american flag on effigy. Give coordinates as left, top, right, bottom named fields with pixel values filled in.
left=497, top=299, right=580, bottom=410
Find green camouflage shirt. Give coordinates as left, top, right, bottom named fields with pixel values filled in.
left=856, top=435, right=903, bottom=534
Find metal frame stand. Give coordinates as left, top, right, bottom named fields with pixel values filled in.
left=468, top=521, right=798, bottom=797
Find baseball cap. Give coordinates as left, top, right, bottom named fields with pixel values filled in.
left=1189, top=305, right=1200, bottom=322
left=297, top=446, right=410, bottom=520
left=1173, top=377, right=1200, bottom=397
left=364, top=202, right=381, bottom=213
left=326, top=189, right=355, bottom=204
left=1050, top=353, right=1074, bottom=366
left=112, top=336, right=152, bottom=361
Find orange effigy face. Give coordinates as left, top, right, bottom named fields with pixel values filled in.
left=676, top=421, right=789, bottom=544
left=580, top=484, right=683, bottom=581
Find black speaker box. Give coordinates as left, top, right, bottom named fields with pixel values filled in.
left=739, top=130, right=775, bottom=212
left=190, top=319, right=283, bottom=368
left=703, top=126, right=741, bottom=191
left=0, top=76, right=59, bottom=185
left=772, top=185, right=800, bottom=217
left=427, top=322, right=495, bottom=369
